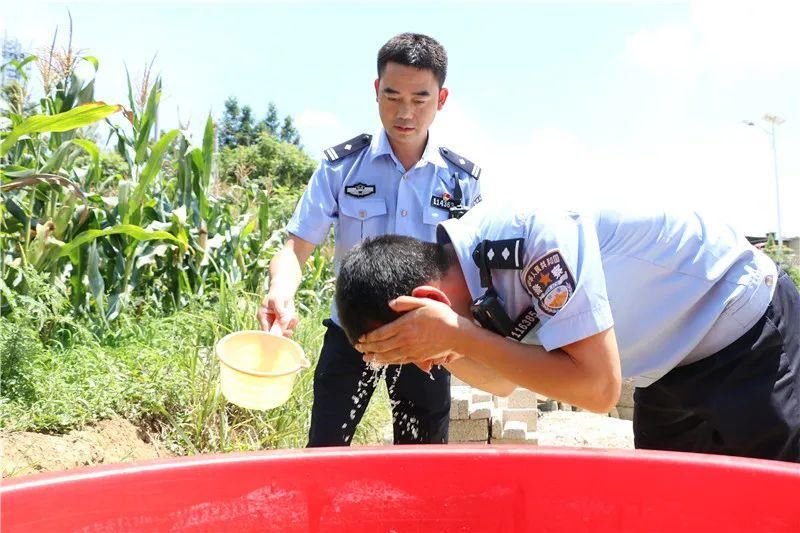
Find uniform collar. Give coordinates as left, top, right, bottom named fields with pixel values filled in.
left=420, top=129, right=450, bottom=171
left=368, top=127, right=449, bottom=172
left=437, top=218, right=484, bottom=302
left=368, top=127, right=395, bottom=161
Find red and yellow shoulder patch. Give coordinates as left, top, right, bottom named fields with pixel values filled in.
left=520, top=249, right=575, bottom=316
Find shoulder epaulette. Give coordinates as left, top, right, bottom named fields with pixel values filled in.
left=439, top=147, right=481, bottom=179
left=323, top=133, right=372, bottom=162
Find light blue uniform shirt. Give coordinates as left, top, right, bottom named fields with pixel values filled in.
left=287, top=128, right=482, bottom=325
left=439, top=203, right=777, bottom=387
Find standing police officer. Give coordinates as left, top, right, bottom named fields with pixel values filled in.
left=258, top=33, right=482, bottom=446
left=340, top=204, right=800, bottom=462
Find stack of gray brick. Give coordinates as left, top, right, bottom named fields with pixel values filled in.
left=616, top=381, right=635, bottom=421
left=448, top=384, right=491, bottom=443
left=449, top=378, right=538, bottom=445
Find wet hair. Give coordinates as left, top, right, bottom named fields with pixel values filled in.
left=335, top=235, right=454, bottom=344
left=377, top=33, right=448, bottom=87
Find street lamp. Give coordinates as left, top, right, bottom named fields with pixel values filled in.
left=743, top=114, right=785, bottom=256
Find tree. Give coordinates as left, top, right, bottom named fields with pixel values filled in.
left=260, top=102, right=280, bottom=136
left=279, top=115, right=301, bottom=146
left=218, top=97, right=239, bottom=148
left=237, top=105, right=256, bottom=146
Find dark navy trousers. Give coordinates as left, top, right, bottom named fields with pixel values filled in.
left=634, top=270, right=800, bottom=462
left=307, top=319, right=450, bottom=447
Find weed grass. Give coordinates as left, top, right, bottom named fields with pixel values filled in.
left=0, top=274, right=390, bottom=453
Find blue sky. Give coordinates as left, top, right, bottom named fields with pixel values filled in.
left=5, top=0, right=800, bottom=236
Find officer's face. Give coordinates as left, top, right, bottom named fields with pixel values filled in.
left=374, top=62, right=448, bottom=148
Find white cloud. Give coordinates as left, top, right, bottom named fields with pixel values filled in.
left=624, top=0, right=800, bottom=79
left=623, top=24, right=700, bottom=79
left=296, top=109, right=348, bottom=156
left=435, top=98, right=798, bottom=236
left=2, top=1, right=67, bottom=53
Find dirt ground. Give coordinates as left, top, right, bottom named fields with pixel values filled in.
left=2, top=411, right=633, bottom=479
left=1, top=418, right=172, bottom=478
left=536, top=410, right=634, bottom=449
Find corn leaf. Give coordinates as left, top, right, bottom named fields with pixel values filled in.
left=58, top=224, right=181, bottom=258
left=131, top=129, right=180, bottom=213
left=72, top=138, right=101, bottom=186
left=87, top=241, right=106, bottom=317
left=0, top=102, right=122, bottom=156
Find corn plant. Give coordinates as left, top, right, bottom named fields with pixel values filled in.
left=2, top=50, right=330, bottom=326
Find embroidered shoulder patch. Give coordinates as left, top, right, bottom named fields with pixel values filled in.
left=520, top=249, right=575, bottom=316
left=345, top=183, right=375, bottom=198
left=508, top=307, right=540, bottom=342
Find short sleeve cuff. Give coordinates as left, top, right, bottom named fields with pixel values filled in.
left=286, top=217, right=330, bottom=246
left=537, top=303, right=614, bottom=351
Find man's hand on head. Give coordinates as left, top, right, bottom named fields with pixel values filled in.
left=355, top=296, right=466, bottom=365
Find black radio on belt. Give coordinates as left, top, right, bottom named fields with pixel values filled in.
left=448, top=177, right=469, bottom=219
left=448, top=205, right=470, bottom=219
left=469, top=240, right=515, bottom=337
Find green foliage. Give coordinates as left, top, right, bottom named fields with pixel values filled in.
left=218, top=96, right=239, bottom=148
left=260, top=102, right=280, bottom=136
left=237, top=105, right=257, bottom=146
left=217, top=97, right=302, bottom=149
left=279, top=115, right=301, bottom=146
left=218, top=131, right=316, bottom=192
left=0, top=49, right=376, bottom=454
left=2, top=58, right=320, bottom=324
left=762, top=235, right=800, bottom=287
left=0, top=269, right=387, bottom=451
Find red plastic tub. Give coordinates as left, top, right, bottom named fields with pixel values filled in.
left=2, top=446, right=799, bottom=532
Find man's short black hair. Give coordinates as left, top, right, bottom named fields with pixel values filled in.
left=336, top=235, right=453, bottom=344
left=377, top=33, right=448, bottom=87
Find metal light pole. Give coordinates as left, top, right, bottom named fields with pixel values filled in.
left=743, top=114, right=785, bottom=256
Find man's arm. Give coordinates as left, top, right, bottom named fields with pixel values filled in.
left=357, top=297, right=621, bottom=413
left=257, top=234, right=316, bottom=335
left=453, top=318, right=621, bottom=413
left=444, top=357, right=518, bottom=397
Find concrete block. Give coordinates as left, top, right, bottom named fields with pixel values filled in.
left=469, top=401, right=493, bottom=420
left=539, top=400, right=559, bottom=412
left=608, top=407, right=620, bottom=418
left=449, top=395, right=470, bottom=420
left=493, top=395, right=509, bottom=408
left=451, top=385, right=472, bottom=398
left=491, top=417, right=503, bottom=439
left=618, top=381, right=635, bottom=408
left=617, top=406, right=634, bottom=421
left=502, top=408, right=538, bottom=431
left=448, top=418, right=489, bottom=443
left=472, top=391, right=492, bottom=404
left=559, top=402, right=573, bottom=411
left=492, top=431, right=539, bottom=445
left=503, top=420, right=527, bottom=440
left=508, top=388, right=538, bottom=408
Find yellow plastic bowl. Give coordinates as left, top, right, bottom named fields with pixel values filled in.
left=216, top=330, right=310, bottom=410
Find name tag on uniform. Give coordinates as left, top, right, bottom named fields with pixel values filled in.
left=431, top=193, right=456, bottom=211
left=508, top=306, right=541, bottom=343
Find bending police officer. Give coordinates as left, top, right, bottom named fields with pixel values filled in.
left=339, top=204, right=800, bottom=462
